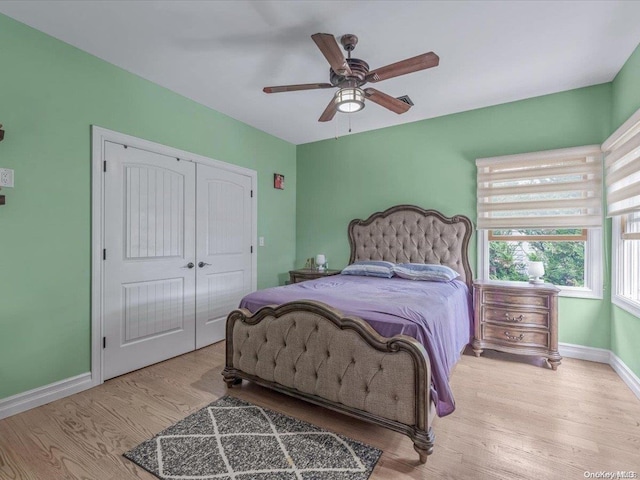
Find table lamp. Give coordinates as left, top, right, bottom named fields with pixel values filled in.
left=528, top=261, right=545, bottom=284
left=315, top=254, right=326, bottom=271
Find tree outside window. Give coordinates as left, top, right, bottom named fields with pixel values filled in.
left=488, top=229, right=585, bottom=287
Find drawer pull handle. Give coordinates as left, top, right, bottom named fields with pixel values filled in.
left=504, top=313, right=525, bottom=322
left=504, top=331, right=525, bottom=342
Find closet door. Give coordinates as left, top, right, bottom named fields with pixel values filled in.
left=195, top=163, right=253, bottom=348
left=103, top=142, right=196, bottom=380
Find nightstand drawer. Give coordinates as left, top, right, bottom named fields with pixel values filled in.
left=482, top=306, right=549, bottom=327
left=483, top=291, right=549, bottom=309
left=482, top=324, right=549, bottom=349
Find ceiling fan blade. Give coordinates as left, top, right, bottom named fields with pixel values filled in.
left=311, top=33, right=352, bottom=76
left=364, top=88, right=411, bottom=114
left=318, top=98, right=337, bottom=122
left=366, top=52, right=439, bottom=83
left=263, top=83, right=333, bottom=94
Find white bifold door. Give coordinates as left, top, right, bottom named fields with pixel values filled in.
left=103, top=142, right=253, bottom=380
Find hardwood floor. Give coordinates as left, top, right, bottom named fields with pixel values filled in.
left=1, top=343, right=638, bottom=479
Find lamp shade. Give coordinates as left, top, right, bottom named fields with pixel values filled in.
left=334, top=88, right=365, bottom=113
left=528, top=261, right=545, bottom=284
left=315, top=254, right=326, bottom=266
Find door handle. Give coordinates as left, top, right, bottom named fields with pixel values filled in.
left=185, top=262, right=195, bottom=269
left=198, top=262, right=211, bottom=268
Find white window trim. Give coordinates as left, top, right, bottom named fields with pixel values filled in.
left=612, top=216, right=640, bottom=317
left=477, top=228, right=603, bottom=299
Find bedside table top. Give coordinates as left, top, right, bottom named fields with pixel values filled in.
left=289, top=269, right=342, bottom=275
left=473, top=279, right=560, bottom=293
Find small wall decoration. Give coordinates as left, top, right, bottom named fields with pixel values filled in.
left=0, top=125, right=4, bottom=204
left=274, top=173, right=285, bottom=190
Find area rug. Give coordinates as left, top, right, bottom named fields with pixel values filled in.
left=124, top=396, right=382, bottom=479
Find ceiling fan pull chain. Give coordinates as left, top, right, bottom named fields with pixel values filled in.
left=349, top=113, right=352, bottom=133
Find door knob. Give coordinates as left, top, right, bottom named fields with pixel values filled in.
left=198, top=262, right=211, bottom=268
left=186, top=262, right=195, bottom=269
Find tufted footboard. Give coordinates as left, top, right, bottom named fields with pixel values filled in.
left=221, top=300, right=435, bottom=463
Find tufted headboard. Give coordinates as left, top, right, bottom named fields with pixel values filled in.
left=348, top=205, right=473, bottom=288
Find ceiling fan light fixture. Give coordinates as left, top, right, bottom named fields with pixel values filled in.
left=334, top=87, right=365, bottom=113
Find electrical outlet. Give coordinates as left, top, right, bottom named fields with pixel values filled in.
left=0, top=168, right=14, bottom=188
left=259, top=236, right=265, bottom=247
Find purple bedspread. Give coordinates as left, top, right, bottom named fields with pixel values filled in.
left=239, top=274, right=473, bottom=417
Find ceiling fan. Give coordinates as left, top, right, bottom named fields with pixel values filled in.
left=263, top=33, right=439, bottom=122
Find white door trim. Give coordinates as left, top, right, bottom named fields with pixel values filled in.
left=91, top=126, right=257, bottom=385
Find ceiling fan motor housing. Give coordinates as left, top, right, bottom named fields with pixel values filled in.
left=330, top=58, right=370, bottom=87
left=340, top=34, right=359, bottom=51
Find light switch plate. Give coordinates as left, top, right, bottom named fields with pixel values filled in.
left=0, top=168, right=14, bottom=188
left=259, top=236, right=265, bottom=247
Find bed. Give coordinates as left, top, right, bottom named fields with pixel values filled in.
left=222, top=205, right=473, bottom=463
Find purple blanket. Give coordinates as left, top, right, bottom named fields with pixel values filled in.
left=239, top=274, right=473, bottom=417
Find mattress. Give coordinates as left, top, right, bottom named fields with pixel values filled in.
left=239, top=274, right=473, bottom=417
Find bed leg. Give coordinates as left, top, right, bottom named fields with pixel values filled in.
left=224, top=377, right=242, bottom=388
left=222, top=368, right=243, bottom=388
left=414, top=444, right=429, bottom=464
left=411, top=427, right=434, bottom=464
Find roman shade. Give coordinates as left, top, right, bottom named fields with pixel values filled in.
left=476, top=145, right=603, bottom=230
left=602, top=107, right=640, bottom=218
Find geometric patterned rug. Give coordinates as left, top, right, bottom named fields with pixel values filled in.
left=124, top=396, right=382, bottom=479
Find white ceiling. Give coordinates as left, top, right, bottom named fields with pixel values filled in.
left=2, top=1, right=640, bottom=145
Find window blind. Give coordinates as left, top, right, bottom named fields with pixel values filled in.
left=602, top=108, right=640, bottom=217
left=476, top=145, right=603, bottom=230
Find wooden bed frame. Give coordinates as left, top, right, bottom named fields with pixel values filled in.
left=222, top=205, right=473, bottom=463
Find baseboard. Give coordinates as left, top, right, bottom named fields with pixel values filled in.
left=558, top=342, right=611, bottom=363
left=1, top=343, right=638, bottom=420
left=0, top=372, right=94, bottom=420
left=559, top=342, right=640, bottom=401
left=609, top=352, right=640, bottom=400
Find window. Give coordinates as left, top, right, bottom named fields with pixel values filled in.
left=613, top=213, right=640, bottom=315
left=479, top=228, right=602, bottom=298
left=605, top=106, right=640, bottom=316
left=477, top=145, right=603, bottom=298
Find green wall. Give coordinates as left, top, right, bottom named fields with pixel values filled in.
left=610, top=42, right=640, bottom=376
left=0, top=14, right=296, bottom=399
left=611, top=307, right=640, bottom=376
left=297, top=84, right=612, bottom=350
left=612, top=43, right=640, bottom=129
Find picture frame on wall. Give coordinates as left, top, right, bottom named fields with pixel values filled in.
left=274, top=173, right=285, bottom=190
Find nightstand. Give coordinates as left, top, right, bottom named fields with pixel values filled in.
left=289, top=269, right=341, bottom=284
left=472, top=280, right=562, bottom=370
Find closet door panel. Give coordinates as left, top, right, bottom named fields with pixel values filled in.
left=103, top=142, right=196, bottom=380
left=196, top=163, right=253, bottom=348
